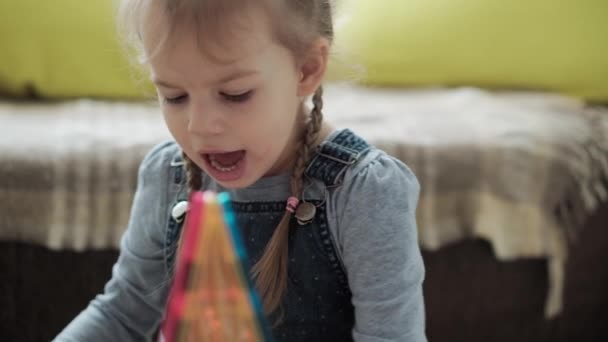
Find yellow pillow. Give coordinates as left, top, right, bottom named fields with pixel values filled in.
left=332, top=0, right=608, bottom=101
left=0, top=1, right=149, bottom=99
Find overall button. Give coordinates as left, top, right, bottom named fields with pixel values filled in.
left=171, top=201, right=189, bottom=222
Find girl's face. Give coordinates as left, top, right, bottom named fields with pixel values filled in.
left=145, top=6, right=310, bottom=189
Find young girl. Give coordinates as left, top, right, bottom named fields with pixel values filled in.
left=55, top=1, right=426, bottom=341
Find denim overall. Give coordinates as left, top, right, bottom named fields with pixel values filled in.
left=163, top=129, right=370, bottom=341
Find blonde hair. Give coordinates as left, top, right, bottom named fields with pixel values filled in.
left=118, top=0, right=334, bottom=316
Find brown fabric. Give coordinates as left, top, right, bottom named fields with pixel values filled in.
left=1, top=203, right=606, bottom=342
left=0, top=245, right=117, bottom=342
left=424, top=201, right=608, bottom=342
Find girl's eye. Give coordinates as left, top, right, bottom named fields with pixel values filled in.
left=220, top=90, right=253, bottom=103
left=163, top=94, right=188, bottom=105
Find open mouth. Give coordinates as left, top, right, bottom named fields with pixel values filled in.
left=206, top=150, right=245, bottom=172
left=201, top=150, right=247, bottom=182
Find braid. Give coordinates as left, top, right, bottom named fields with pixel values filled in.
left=291, top=86, right=324, bottom=194
left=183, top=152, right=202, bottom=192
left=251, top=86, right=325, bottom=318
left=175, top=152, right=202, bottom=262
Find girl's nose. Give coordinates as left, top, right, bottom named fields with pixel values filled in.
left=187, top=99, right=225, bottom=136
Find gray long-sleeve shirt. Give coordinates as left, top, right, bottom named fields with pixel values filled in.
left=54, top=130, right=427, bottom=341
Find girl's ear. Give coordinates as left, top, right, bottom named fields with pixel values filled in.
left=297, top=38, right=330, bottom=98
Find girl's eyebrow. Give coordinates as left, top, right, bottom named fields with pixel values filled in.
left=152, top=69, right=259, bottom=89
left=216, top=69, right=259, bottom=84
left=152, top=78, right=180, bottom=89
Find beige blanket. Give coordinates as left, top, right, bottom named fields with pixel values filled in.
left=1, top=84, right=607, bottom=317
left=323, top=85, right=608, bottom=317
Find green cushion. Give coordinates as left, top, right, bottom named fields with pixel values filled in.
left=332, top=0, right=608, bottom=101
left=0, top=0, right=149, bottom=99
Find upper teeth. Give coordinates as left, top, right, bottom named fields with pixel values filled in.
left=209, top=155, right=238, bottom=172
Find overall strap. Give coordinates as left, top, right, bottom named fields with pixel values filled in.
left=305, top=129, right=370, bottom=187
left=165, top=150, right=189, bottom=276
left=170, top=152, right=186, bottom=186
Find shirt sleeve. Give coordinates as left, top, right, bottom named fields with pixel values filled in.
left=332, top=152, right=427, bottom=342
left=53, top=141, right=178, bottom=342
